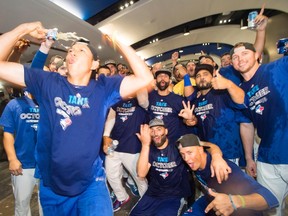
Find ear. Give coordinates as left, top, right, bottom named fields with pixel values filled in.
left=91, top=60, right=99, bottom=71
left=164, top=128, right=168, bottom=135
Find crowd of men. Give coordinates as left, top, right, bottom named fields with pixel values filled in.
left=0, top=7, right=287, bottom=216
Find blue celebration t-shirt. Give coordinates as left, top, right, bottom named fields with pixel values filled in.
left=147, top=142, right=191, bottom=198
left=148, top=90, right=186, bottom=143
left=24, top=66, right=122, bottom=196
left=0, top=95, right=39, bottom=168
left=188, top=89, right=245, bottom=159
left=111, top=98, right=149, bottom=154
left=240, top=56, right=288, bottom=164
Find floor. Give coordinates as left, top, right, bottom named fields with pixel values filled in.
left=0, top=161, right=138, bottom=216
left=1, top=160, right=288, bottom=216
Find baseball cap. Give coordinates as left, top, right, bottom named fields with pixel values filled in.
left=195, top=64, right=214, bottom=76
left=230, top=42, right=256, bottom=56
left=72, top=40, right=98, bottom=61
left=149, top=118, right=166, bottom=128
left=105, top=59, right=117, bottom=66
left=176, top=134, right=210, bottom=149
left=154, top=69, right=172, bottom=78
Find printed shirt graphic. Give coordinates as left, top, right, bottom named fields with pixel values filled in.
left=148, top=90, right=186, bottom=142
left=111, top=98, right=149, bottom=153
left=24, top=67, right=122, bottom=196
left=0, top=96, right=39, bottom=168
left=147, top=142, right=191, bottom=198
left=190, top=89, right=245, bottom=159
left=240, top=56, right=288, bottom=164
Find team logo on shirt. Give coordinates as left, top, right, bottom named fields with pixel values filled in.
left=255, top=105, right=264, bottom=115
left=200, top=114, right=207, bottom=121
left=120, top=115, right=128, bottom=122
left=160, top=172, right=169, bottom=179
left=55, top=95, right=89, bottom=130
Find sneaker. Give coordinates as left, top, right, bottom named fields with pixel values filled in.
left=125, top=181, right=140, bottom=197
left=113, top=196, right=130, bottom=212
left=110, top=191, right=117, bottom=203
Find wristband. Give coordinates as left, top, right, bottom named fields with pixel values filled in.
left=184, top=74, right=192, bottom=87
left=229, top=194, right=237, bottom=211
left=237, top=195, right=246, bottom=208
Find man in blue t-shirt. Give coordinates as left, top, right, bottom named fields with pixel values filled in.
left=177, top=134, right=278, bottom=216
left=131, top=118, right=231, bottom=215
left=230, top=42, right=288, bottom=216
left=0, top=22, right=154, bottom=216
left=147, top=69, right=188, bottom=143
left=0, top=91, right=41, bottom=216
left=182, top=64, right=246, bottom=164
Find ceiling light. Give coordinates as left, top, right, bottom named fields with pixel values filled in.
left=130, top=1, right=134, bottom=4
left=98, top=45, right=102, bottom=49
left=240, top=19, right=248, bottom=30
left=125, top=3, right=129, bottom=8
left=183, top=27, right=190, bottom=36
left=217, top=43, right=222, bottom=50
left=219, top=20, right=223, bottom=24
left=119, top=6, right=124, bottom=10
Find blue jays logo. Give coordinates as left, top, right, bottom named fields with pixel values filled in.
left=255, top=105, right=264, bottom=115
left=160, top=172, right=169, bottom=179
left=120, top=115, right=128, bottom=122
left=200, top=114, right=207, bottom=121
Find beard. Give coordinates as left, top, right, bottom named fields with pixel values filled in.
left=156, top=80, right=170, bottom=91
left=152, top=134, right=167, bottom=148
left=197, top=81, right=212, bottom=90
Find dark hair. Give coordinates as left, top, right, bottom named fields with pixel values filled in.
left=49, top=55, right=64, bottom=64
left=220, top=52, right=230, bottom=58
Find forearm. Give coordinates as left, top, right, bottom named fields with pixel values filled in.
left=137, top=145, right=150, bottom=178
left=254, top=29, right=266, bottom=57
left=7, top=50, right=22, bottom=63
left=202, top=141, right=222, bottom=156
left=240, top=122, right=255, bottom=161
left=103, top=108, right=116, bottom=137
left=0, top=24, right=30, bottom=61
left=226, top=80, right=245, bottom=104
left=31, top=50, right=48, bottom=69
left=136, top=87, right=149, bottom=109
left=3, top=132, right=17, bottom=162
left=108, top=37, right=153, bottom=98
left=232, top=193, right=268, bottom=211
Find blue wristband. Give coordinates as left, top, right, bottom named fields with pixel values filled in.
left=184, top=74, right=191, bottom=87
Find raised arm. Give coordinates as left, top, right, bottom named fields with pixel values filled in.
left=136, top=124, right=151, bottom=178
left=103, top=35, right=154, bottom=99
left=0, top=22, right=46, bottom=86
left=254, top=4, right=268, bottom=58
left=212, top=70, right=245, bottom=104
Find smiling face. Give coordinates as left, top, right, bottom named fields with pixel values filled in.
left=231, top=46, right=258, bottom=75
left=155, top=73, right=170, bottom=91
left=179, top=145, right=205, bottom=171
left=150, top=125, right=168, bottom=148
left=195, top=69, right=213, bottom=91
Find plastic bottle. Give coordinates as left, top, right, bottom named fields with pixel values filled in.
left=107, top=140, right=119, bottom=157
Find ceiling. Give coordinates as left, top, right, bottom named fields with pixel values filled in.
left=0, top=0, right=287, bottom=67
